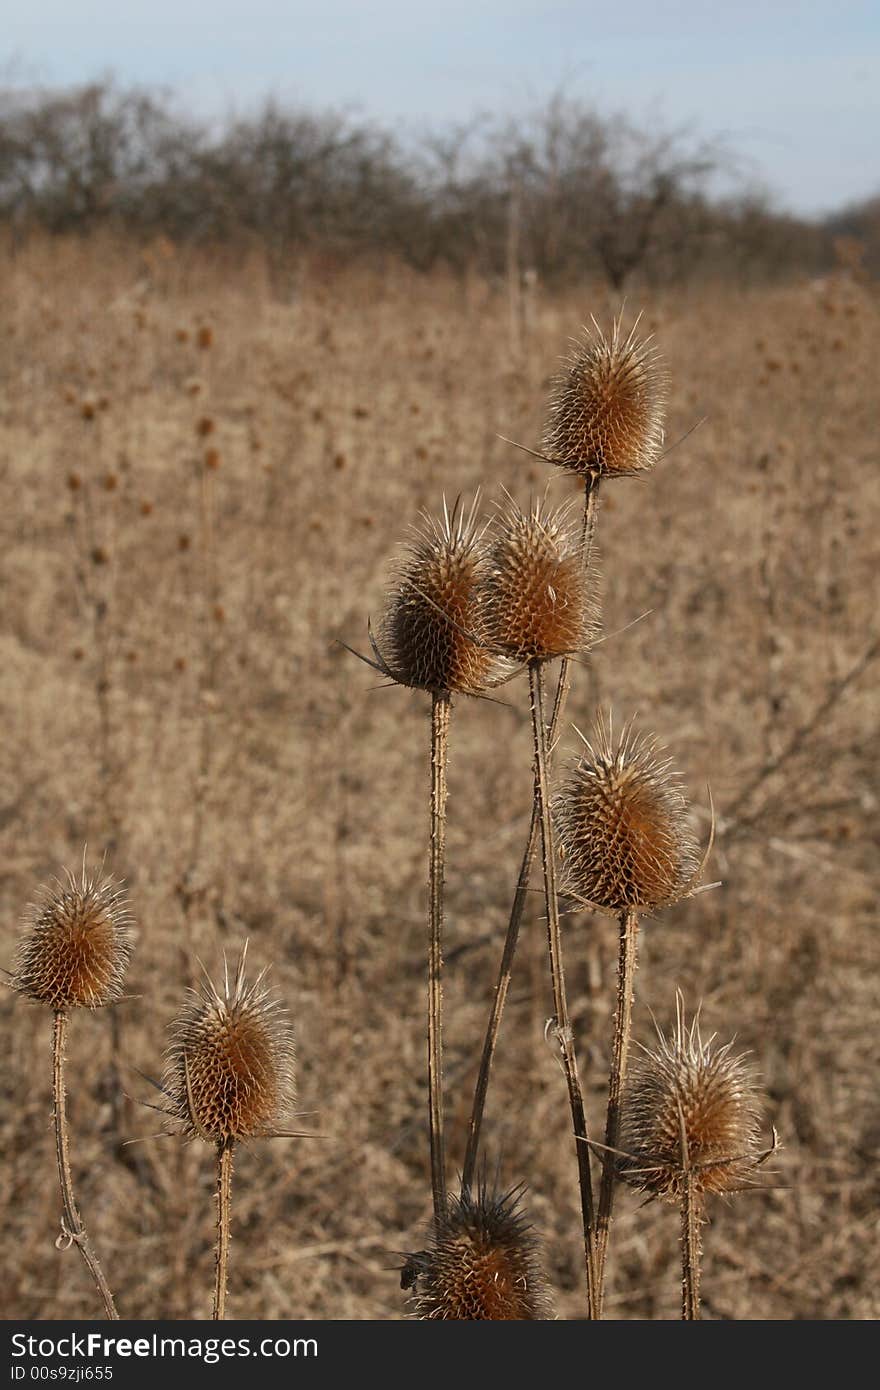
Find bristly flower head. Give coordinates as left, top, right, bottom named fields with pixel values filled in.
left=12, top=859, right=133, bottom=1010
left=484, top=495, right=600, bottom=663
left=619, top=996, right=766, bottom=1201
left=540, top=315, right=667, bottom=479
left=372, top=495, right=504, bottom=696
left=554, top=716, right=704, bottom=912
left=163, top=944, right=296, bottom=1144
left=405, top=1183, right=554, bottom=1320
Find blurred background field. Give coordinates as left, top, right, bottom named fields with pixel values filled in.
left=0, top=225, right=877, bottom=1318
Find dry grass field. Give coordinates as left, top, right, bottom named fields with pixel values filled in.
left=0, top=235, right=877, bottom=1320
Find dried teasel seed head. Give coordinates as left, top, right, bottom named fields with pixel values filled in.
left=484, top=495, right=600, bottom=662
left=540, top=316, right=667, bottom=479
left=619, top=998, right=765, bottom=1201
left=406, top=1184, right=554, bottom=1320
left=163, top=944, right=295, bottom=1143
left=554, top=718, right=702, bottom=911
left=378, top=495, right=503, bottom=694
left=12, top=861, right=133, bottom=1010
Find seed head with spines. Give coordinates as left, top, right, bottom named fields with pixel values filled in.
left=541, top=315, right=667, bottom=479
left=554, top=718, right=703, bottom=912
left=12, top=861, right=133, bottom=1010
left=619, top=998, right=765, bottom=1201
left=484, top=495, right=600, bottom=663
left=163, top=944, right=296, bottom=1144
left=376, top=495, right=502, bottom=695
left=406, top=1184, right=554, bottom=1320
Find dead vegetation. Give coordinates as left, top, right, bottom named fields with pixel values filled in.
left=0, top=235, right=877, bottom=1319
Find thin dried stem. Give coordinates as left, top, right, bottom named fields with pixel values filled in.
left=678, top=1101, right=702, bottom=1320
left=681, top=1176, right=703, bottom=1320
left=428, top=691, right=450, bottom=1219
left=213, top=1138, right=234, bottom=1319
left=462, top=476, right=598, bottom=1192
left=595, top=907, right=639, bottom=1312
left=529, top=660, right=598, bottom=1317
left=52, top=1010, right=119, bottom=1320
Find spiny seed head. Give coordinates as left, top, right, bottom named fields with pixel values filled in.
left=164, top=944, right=295, bottom=1144
left=484, top=496, right=600, bottom=662
left=12, top=861, right=133, bottom=1010
left=554, top=717, right=701, bottom=911
left=378, top=496, right=503, bottom=694
left=406, top=1185, right=554, bottom=1320
left=619, top=998, right=765, bottom=1201
left=540, top=316, right=667, bottom=479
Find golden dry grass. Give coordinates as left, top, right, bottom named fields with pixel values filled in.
left=0, top=236, right=877, bottom=1319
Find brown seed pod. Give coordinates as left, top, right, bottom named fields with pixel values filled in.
left=164, top=945, right=295, bottom=1143
left=377, top=496, right=502, bottom=694
left=484, top=495, right=600, bottom=662
left=406, top=1185, right=554, bottom=1320
left=540, top=316, right=667, bottom=478
left=554, top=718, right=702, bottom=911
left=12, top=862, right=133, bottom=1010
left=619, top=999, right=765, bottom=1201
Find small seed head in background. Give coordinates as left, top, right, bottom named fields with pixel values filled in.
left=164, top=945, right=295, bottom=1143
left=619, top=999, right=765, bottom=1201
left=12, top=862, right=133, bottom=1010
left=541, top=316, right=667, bottom=478
left=407, top=1185, right=554, bottom=1320
left=485, top=495, right=600, bottom=662
left=379, top=496, right=502, bottom=694
left=554, top=718, right=701, bottom=910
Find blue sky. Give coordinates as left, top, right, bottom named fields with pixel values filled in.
left=4, top=1, right=879, bottom=215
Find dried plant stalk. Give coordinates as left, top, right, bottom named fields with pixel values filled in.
left=529, top=661, right=597, bottom=1317
left=214, top=1140, right=234, bottom=1321
left=52, top=1010, right=119, bottom=1319
left=462, top=478, right=598, bottom=1194
left=595, top=907, right=639, bottom=1305
left=428, top=690, right=450, bottom=1218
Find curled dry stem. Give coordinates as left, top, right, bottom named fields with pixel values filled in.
left=52, top=1010, right=119, bottom=1319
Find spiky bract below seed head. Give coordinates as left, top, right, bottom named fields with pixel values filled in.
left=12, top=862, right=133, bottom=1009
left=379, top=496, right=503, bottom=694
left=619, top=999, right=764, bottom=1201
left=407, top=1185, right=554, bottom=1320
left=540, top=316, right=667, bottom=479
left=484, top=496, right=600, bottom=662
left=164, top=945, right=295, bottom=1143
left=554, top=718, right=701, bottom=911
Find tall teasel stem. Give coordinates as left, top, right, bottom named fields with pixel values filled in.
left=595, top=907, right=639, bottom=1310
left=680, top=1171, right=703, bottom=1320
left=213, top=1138, right=235, bottom=1320
left=462, top=477, right=599, bottom=1193
left=429, top=690, right=451, bottom=1219
left=528, top=660, right=598, bottom=1317
left=52, top=1010, right=119, bottom=1320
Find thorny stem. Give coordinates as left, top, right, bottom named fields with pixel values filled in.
left=595, top=907, right=639, bottom=1313
left=52, top=1011, right=119, bottom=1320
left=529, top=660, right=598, bottom=1318
left=677, top=1103, right=702, bottom=1320
left=428, top=691, right=451, bottom=1220
left=214, top=1139, right=234, bottom=1320
left=462, top=475, right=598, bottom=1193
left=681, top=1177, right=703, bottom=1320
